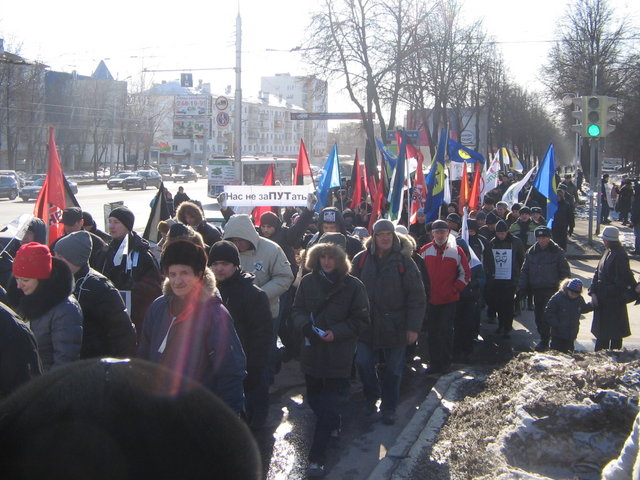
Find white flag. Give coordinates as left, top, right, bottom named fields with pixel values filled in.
left=501, top=166, right=536, bottom=207
left=480, top=155, right=501, bottom=201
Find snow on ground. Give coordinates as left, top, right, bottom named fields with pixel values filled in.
left=408, top=350, right=640, bottom=480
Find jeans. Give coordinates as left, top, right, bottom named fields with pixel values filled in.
left=355, top=342, right=406, bottom=414
left=305, top=376, right=349, bottom=464
left=453, top=297, right=477, bottom=356
left=425, top=302, right=457, bottom=372
left=601, top=198, right=610, bottom=222
left=489, top=283, right=515, bottom=333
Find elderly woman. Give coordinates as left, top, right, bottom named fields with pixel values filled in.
left=12, top=242, right=82, bottom=371
left=589, top=226, right=638, bottom=350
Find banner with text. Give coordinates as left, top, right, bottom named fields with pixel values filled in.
left=224, top=185, right=313, bottom=207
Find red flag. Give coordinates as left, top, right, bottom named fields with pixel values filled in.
left=252, top=164, right=276, bottom=226
left=34, top=127, right=67, bottom=245
left=458, top=161, right=470, bottom=214
left=468, top=161, right=482, bottom=211
left=410, top=151, right=426, bottom=224
left=294, top=139, right=313, bottom=186
left=350, top=150, right=363, bottom=209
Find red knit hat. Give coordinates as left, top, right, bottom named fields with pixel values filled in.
left=13, top=242, right=52, bottom=279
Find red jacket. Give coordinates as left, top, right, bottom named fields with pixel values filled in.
left=420, top=240, right=470, bottom=305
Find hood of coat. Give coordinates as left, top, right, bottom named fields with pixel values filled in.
left=223, top=214, right=260, bottom=251
left=162, top=267, right=217, bottom=301
left=18, top=258, right=74, bottom=320
left=305, top=241, right=351, bottom=277
left=363, top=231, right=415, bottom=258
left=176, top=201, right=204, bottom=226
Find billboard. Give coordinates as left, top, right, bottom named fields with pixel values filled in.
left=173, top=119, right=209, bottom=139
left=175, top=95, right=211, bottom=116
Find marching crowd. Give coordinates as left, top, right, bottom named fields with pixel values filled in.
left=0, top=170, right=639, bottom=478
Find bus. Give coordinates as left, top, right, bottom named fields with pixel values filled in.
left=207, top=156, right=298, bottom=198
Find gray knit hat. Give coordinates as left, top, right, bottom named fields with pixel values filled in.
left=54, top=231, right=92, bottom=267
left=372, top=219, right=395, bottom=235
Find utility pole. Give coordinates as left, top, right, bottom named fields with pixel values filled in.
left=234, top=12, right=243, bottom=184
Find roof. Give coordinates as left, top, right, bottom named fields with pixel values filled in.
left=92, top=60, right=114, bottom=80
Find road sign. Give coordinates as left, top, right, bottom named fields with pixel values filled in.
left=215, top=96, right=229, bottom=110
left=385, top=130, right=420, bottom=143
left=216, top=112, right=230, bottom=127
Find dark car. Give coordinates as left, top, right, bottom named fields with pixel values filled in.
left=0, top=175, right=19, bottom=200
left=20, top=177, right=78, bottom=202
left=122, top=170, right=163, bottom=190
left=173, top=168, right=198, bottom=183
left=24, top=173, right=46, bottom=186
left=107, top=172, right=134, bottom=190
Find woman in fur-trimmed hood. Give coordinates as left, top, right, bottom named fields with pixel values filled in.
left=138, top=240, right=246, bottom=414
left=176, top=201, right=221, bottom=247
left=291, top=232, right=369, bottom=474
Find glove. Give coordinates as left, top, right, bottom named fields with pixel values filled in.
left=307, top=192, right=318, bottom=211
left=217, top=192, right=227, bottom=209
left=301, top=322, right=320, bottom=346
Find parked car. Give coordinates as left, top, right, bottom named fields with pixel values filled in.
left=107, top=172, right=133, bottom=190
left=173, top=168, right=198, bottom=183
left=23, top=174, right=46, bottom=186
left=0, top=175, right=19, bottom=200
left=158, top=165, right=173, bottom=178
left=20, top=177, right=78, bottom=202
left=122, top=170, right=163, bottom=190
left=0, top=170, right=24, bottom=188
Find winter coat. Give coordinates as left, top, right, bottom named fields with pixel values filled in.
left=617, top=183, right=633, bottom=214
left=352, top=233, right=426, bottom=347
left=484, top=232, right=526, bottom=287
left=222, top=214, right=294, bottom=317
left=306, top=207, right=364, bottom=260
left=589, top=245, right=637, bottom=340
left=460, top=263, right=486, bottom=300
left=602, top=410, right=640, bottom=480
left=509, top=219, right=537, bottom=249
left=176, top=201, right=222, bottom=247
left=552, top=198, right=575, bottom=232
left=519, top=240, right=571, bottom=291
left=544, top=289, right=593, bottom=341
left=420, top=236, right=470, bottom=306
left=292, top=241, right=369, bottom=378
left=631, top=187, right=640, bottom=226
left=17, top=258, right=83, bottom=371
left=138, top=269, right=246, bottom=414
left=72, top=264, right=137, bottom=359
left=0, top=303, right=42, bottom=398
left=216, top=269, right=272, bottom=389
left=100, top=231, right=162, bottom=337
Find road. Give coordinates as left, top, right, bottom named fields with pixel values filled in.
left=0, top=179, right=214, bottom=233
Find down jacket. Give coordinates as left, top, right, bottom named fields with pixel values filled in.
left=16, top=258, right=83, bottom=371
left=138, top=269, right=246, bottom=414
left=352, top=233, right=426, bottom=348
left=544, top=288, right=593, bottom=341
left=292, top=240, right=369, bottom=378
left=222, top=214, right=294, bottom=317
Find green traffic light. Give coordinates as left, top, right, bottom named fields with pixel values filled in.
left=587, top=124, right=601, bottom=137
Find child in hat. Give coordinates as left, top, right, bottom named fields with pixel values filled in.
left=543, top=278, right=593, bottom=353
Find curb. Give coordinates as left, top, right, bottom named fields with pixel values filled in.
left=366, top=370, right=467, bottom=480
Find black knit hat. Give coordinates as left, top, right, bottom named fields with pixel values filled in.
left=486, top=212, right=498, bottom=225
left=109, top=206, right=135, bottom=232
left=495, top=220, right=508, bottom=232
left=446, top=213, right=461, bottom=226
left=259, top=211, right=281, bottom=229
left=161, top=239, right=207, bottom=275
left=209, top=240, right=240, bottom=266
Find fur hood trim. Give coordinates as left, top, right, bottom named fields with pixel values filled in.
left=176, top=201, right=204, bottom=226
left=363, top=232, right=415, bottom=258
left=305, top=242, right=351, bottom=277
left=162, top=267, right=217, bottom=299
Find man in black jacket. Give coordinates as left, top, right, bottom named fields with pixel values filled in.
left=518, top=226, right=571, bottom=351
left=54, top=230, right=137, bottom=358
left=210, top=240, right=273, bottom=431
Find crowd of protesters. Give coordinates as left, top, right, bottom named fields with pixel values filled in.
left=0, top=170, right=639, bottom=479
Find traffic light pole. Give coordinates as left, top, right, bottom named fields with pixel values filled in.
left=588, top=138, right=598, bottom=245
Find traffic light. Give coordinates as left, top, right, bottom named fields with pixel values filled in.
left=570, top=97, right=587, bottom=135
left=598, top=96, right=617, bottom=137
left=585, top=96, right=601, bottom=137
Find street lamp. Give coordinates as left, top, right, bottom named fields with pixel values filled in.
left=562, top=93, right=581, bottom=172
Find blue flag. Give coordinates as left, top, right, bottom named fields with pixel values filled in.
left=447, top=138, right=485, bottom=164
left=532, top=143, right=558, bottom=228
left=315, top=144, right=341, bottom=212
left=424, top=130, right=448, bottom=222
left=376, top=137, right=397, bottom=171
left=387, top=131, right=407, bottom=221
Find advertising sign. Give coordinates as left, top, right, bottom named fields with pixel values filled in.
left=223, top=185, right=313, bottom=207
left=173, top=119, right=208, bottom=139
left=208, top=158, right=236, bottom=185
left=175, top=95, right=211, bottom=116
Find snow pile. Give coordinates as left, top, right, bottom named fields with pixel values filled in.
left=412, top=351, right=640, bottom=480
